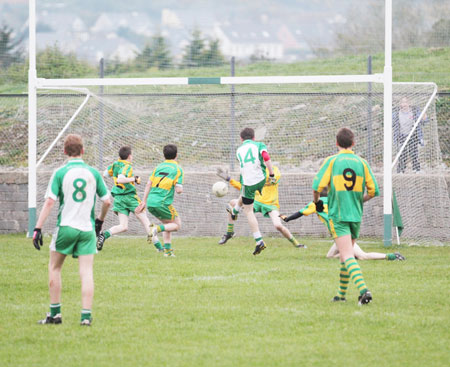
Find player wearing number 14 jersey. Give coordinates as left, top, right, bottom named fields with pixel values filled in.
left=231, top=127, right=276, bottom=255
left=312, top=127, right=379, bottom=305
left=136, top=144, right=183, bottom=257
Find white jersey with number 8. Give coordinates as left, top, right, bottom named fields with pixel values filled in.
left=45, top=159, right=110, bottom=232
left=236, top=140, right=268, bottom=186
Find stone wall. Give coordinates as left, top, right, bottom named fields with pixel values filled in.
left=0, top=172, right=28, bottom=234
left=1, top=172, right=449, bottom=243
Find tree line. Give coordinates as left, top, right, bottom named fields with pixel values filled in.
left=0, top=26, right=226, bottom=82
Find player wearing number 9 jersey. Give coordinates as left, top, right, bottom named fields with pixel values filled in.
left=136, top=144, right=183, bottom=256
left=312, top=127, right=379, bottom=305
left=33, top=134, right=111, bottom=326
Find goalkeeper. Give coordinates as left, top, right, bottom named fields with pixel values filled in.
left=216, top=166, right=304, bottom=248
left=280, top=191, right=406, bottom=261
left=96, top=146, right=153, bottom=251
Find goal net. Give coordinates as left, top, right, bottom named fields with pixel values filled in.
left=34, top=80, right=449, bottom=245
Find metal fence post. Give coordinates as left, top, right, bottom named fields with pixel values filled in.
left=367, top=55, right=373, bottom=164
left=98, top=58, right=104, bottom=170
left=230, top=56, right=236, bottom=170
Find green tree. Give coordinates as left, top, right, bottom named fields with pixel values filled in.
left=182, top=29, right=206, bottom=68
left=36, top=44, right=95, bottom=78
left=182, top=29, right=225, bottom=68
left=134, top=34, right=172, bottom=71
left=0, top=25, right=23, bottom=69
left=427, top=19, right=450, bottom=47
left=203, top=39, right=225, bottom=67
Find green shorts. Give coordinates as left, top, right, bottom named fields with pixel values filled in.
left=112, top=194, right=141, bottom=215
left=242, top=179, right=266, bottom=201
left=50, top=226, right=97, bottom=258
left=148, top=204, right=178, bottom=221
left=328, top=218, right=361, bottom=239
left=253, top=201, right=277, bottom=218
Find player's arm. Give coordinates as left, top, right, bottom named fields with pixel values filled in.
left=116, top=174, right=140, bottom=184
left=136, top=179, right=152, bottom=213
left=32, top=197, right=55, bottom=250
left=279, top=211, right=303, bottom=222
left=261, top=150, right=276, bottom=183
left=175, top=166, right=183, bottom=194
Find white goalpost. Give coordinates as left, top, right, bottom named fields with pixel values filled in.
left=27, top=1, right=449, bottom=245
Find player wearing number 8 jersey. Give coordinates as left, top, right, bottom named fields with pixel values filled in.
left=312, top=127, right=379, bottom=305
left=33, top=134, right=111, bottom=326
left=136, top=144, right=183, bottom=256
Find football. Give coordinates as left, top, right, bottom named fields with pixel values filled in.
left=212, top=181, right=228, bottom=197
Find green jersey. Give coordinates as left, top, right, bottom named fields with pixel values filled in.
left=106, top=159, right=136, bottom=196
left=45, top=158, right=110, bottom=232
left=147, top=160, right=184, bottom=207
left=312, top=149, right=379, bottom=223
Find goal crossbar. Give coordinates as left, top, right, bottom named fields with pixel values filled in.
left=36, top=74, right=385, bottom=88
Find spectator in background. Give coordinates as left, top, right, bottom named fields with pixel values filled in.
left=393, top=97, right=429, bottom=173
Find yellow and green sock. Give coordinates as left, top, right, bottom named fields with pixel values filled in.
left=227, top=223, right=234, bottom=234
left=344, top=257, right=368, bottom=295
left=337, top=262, right=349, bottom=299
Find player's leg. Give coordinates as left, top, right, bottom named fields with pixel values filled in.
left=353, top=242, right=385, bottom=260
left=219, top=199, right=238, bottom=245
left=74, top=229, right=97, bottom=325
left=78, top=254, right=94, bottom=325
left=39, top=250, right=66, bottom=324
left=326, top=242, right=340, bottom=258
left=159, top=216, right=181, bottom=257
left=97, top=212, right=129, bottom=250
left=332, top=220, right=371, bottom=305
left=268, top=210, right=304, bottom=248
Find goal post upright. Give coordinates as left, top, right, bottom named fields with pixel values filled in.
left=383, top=0, right=393, bottom=247
left=28, top=0, right=37, bottom=237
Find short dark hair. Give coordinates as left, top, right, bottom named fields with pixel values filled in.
left=240, top=127, right=255, bottom=140
left=336, top=127, right=354, bottom=149
left=119, top=146, right=132, bottom=160
left=163, top=144, right=177, bottom=160
left=64, top=134, right=83, bottom=157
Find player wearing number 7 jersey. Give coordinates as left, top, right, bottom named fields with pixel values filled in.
left=312, top=127, right=379, bottom=305
left=231, top=127, right=276, bottom=255
left=33, top=134, right=111, bottom=326
left=136, top=144, right=183, bottom=257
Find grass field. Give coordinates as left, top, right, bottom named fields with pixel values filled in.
left=1, top=234, right=449, bottom=367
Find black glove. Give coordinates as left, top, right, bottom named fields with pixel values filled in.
left=95, top=218, right=104, bottom=236
left=134, top=176, right=141, bottom=184
left=280, top=212, right=303, bottom=222
left=315, top=200, right=324, bottom=213
left=33, top=228, right=43, bottom=250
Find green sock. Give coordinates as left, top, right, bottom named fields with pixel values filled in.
left=288, top=236, right=299, bottom=246
left=154, top=241, right=163, bottom=250
left=344, top=257, right=368, bottom=295
left=81, top=309, right=91, bottom=321
left=255, top=237, right=262, bottom=243
left=337, top=262, right=349, bottom=299
left=227, top=223, right=234, bottom=234
left=386, top=253, right=396, bottom=260
left=104, top=230, right=111, bottom=239
left=164, top=243, right=171, bottom=250
left=158, top=225, right=165, bottom=233
left=50, top=303, right=61, bottom=317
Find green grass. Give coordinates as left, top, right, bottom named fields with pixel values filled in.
left=1, top=234, right=449, bottom=367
